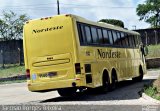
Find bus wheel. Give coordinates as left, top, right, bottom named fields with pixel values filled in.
left=132, top=67, right=143, bottom=82
left=111, top=71, right=118, bottom=90
left=100, top=72, right=110, bottom=93
left=57, top=88, right=77, bottom=97
left=111, top=76, right=117, bottom=90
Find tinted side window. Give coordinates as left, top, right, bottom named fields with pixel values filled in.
left=117, top=32, right=122, bottom=46
left=97, top=29, right=104, bottom=44
left=77, top=23, right=83, bottom=44
left=102, top=29, right=110, bottom=44
left=131, top=35, right=136, bottom=48
left=85, top=26, right=92, bottom=44
left=134, top=35, right=139, bottom=48
left=121, top=32, right=126, bottom=46
left=138, top=35, right=142, bottom=45
left=77, top=23, right=87, bottom=45
left=108, top=30, right=113, bottom=45
left=125, top=33, right=129, bottom=47
left=112, top=30, right=118, bottom=45
left=80, top=25, right=86, bottom=44
left=91, top=27, right=98, bottom=44
left=128, top=34, right=133, bottom=47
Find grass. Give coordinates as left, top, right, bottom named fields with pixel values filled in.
left=0, top=65, right=26, bottom=84
left=0, top=65, right=25, bottom=78
left=146, top=44, right=160, bottom=58
left=144, top=76, right=160, bottom=101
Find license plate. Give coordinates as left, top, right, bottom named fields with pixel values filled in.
left=48, top=72, right=57, bottom=78
left=39, top=72, right=57, bottom=78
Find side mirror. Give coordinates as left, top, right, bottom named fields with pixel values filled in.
left=144, top=46, right=148, bottom=56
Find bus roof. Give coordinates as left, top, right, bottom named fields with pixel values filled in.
left=26, top=14, right=139, bottom=36
left=69, top=14, right=139, bottom=35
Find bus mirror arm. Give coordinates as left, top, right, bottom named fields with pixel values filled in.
left=143, top=46, right=148, bottom=56
left=140, top=44, right=148, bottom=56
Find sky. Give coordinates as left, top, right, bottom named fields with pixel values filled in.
left=0, top=0, right=149, bottom=30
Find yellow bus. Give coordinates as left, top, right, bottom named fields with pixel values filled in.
left=23, top=14, right=147, bottom=96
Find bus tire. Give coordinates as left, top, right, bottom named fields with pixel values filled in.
left=57, top=88, right=77, bottom=97
left=100, top=70, right=110, bottom=93
left=111, top=69, right=118, bottom=90
left=132, top=66, right=143, bottom=82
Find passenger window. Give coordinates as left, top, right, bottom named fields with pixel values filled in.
left=91, top=27, right=98, bottom=44
left=121, top=32, right=128, bottom=47
left=138, top=35, right=142, bottom=45
left=108, top=30, right=113, bottom=45
left=112, top=31, right=118, bottom=45
left=97, top=29, right=104, bottom=44
left=102, top=29, right=110, bottom=44
left=85, top=26, right=92, bottom=44
left=80, top=25, right=86, bottom=44
left=121, top=32, right=126, bottom=46
left=77, top=24, right=83, bottom=44
left=117, top=32, right=122, bottom=46
left=134, top=35, right=139, bottom=47
left=128, top=34, right=133, bottom=47
left=77, top=23, right=86, bottom=45
left=125, top=33, right=129, bottom=47
left=131, top=35, right=136, bottom=48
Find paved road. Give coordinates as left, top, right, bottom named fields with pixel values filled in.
left=0, top=70, right=160, bottom=110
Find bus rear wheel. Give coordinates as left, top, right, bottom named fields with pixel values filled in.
left=57, top=88, right=77, bottom=97
left=111, top=75, right=118, bottom=90
left=100, top=73, right=110, bottom=93
left=110, top=69, right=118, bottom=91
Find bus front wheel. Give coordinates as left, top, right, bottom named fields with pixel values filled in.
left=57, top=88, right=77, bottom=97
left=132, top=67, right=143, bottom=82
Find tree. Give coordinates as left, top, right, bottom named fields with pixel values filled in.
left=98, top=19, right=124, bottom=28
left=136, top=0, right=160, bottom=28
left=0, top=11, right=29, bottom=41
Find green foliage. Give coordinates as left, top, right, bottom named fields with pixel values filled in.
left=144, top=76, right=160, bottom=101
left=0, top=11, right=29, bottom=40
left=144, top=86, right=158, bottom=96
left=0, top=65, right=25, bottom=78
left=99, top=19, right=124, bottom=28
left=136, top=0, right=160, bottom=28
left=144, top=85, right=160, bottom=101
